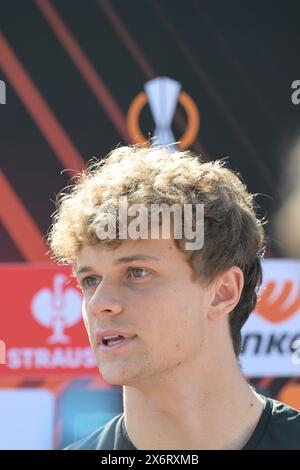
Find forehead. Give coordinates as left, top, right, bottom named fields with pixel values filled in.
left=76, top=237, right=187, bottom=271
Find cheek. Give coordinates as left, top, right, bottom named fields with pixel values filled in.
left=165, top=290, right=207, bottom=344
left=81, top=304, right=96, bottom=345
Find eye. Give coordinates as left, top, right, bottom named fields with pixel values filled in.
left=81, top=276, right=100, bottom=290
left=128, top=268, right=150, bottom=280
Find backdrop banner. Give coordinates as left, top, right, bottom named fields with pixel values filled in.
left=0, top=263, right=98, bottom=376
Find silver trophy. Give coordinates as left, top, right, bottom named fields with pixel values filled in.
left=144, top=77, right=181, bottom=151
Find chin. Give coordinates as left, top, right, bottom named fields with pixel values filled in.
left=98, top=367, right=144, bottom=388
left=101, top=376, right=124, bottom=387
left=97, top=364, right=129, bottom=386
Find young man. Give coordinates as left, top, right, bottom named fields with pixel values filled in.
left=49, top=146, right=300, bottom=450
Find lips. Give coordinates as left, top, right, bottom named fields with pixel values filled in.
left=95, top=329, right=136, bottom=346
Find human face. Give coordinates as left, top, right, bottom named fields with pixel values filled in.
left=76, top=238, right=214, bottom=387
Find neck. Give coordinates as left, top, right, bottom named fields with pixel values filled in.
left=123, top=343, right=265, bottom=450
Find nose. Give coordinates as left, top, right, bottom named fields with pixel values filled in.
left=88, top=280, right=123, bottom=318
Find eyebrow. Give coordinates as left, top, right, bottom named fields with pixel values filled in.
left=76, top=254, right=161, bottom=276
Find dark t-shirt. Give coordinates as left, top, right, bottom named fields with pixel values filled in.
left=65, top=396, right=300, bottom=450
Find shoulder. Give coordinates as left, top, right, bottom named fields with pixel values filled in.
left=64, top=413, right=123, bottom=450
left=262, top=397, right=300, bottom=449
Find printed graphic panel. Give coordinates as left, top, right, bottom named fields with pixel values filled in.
left=0, top=264, right=97, bottom=376
left=241, top=259, right=300, bottom=377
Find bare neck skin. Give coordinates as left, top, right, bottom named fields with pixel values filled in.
left=123, top=330, right=265, bottom=450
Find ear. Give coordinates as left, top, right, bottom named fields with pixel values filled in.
left=208, top=266, right=244, bottom=320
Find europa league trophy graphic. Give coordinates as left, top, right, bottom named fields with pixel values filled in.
left=144, top=77, right=181, bottom=151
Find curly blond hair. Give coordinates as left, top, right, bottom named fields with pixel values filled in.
left=48, top=145, right=266, bottom=356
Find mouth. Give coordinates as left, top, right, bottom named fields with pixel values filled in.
left=96, top=331, right=136, bottom=351
left=102, top=335, right=125, bottom=347
left=100, top=335, right=137, bottom=352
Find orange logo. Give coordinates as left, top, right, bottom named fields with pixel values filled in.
left=127, top=77, right=200, bottom=150
left=255, top=281, right=300, bottom=323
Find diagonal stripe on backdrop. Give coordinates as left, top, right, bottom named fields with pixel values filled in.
left=0, top=171, right=48, bottom=261
left=35, top=0, right=130, bottom=143
left=98, top=0, right=156, bottom=79
left=0, top=33, right=85, bottom=177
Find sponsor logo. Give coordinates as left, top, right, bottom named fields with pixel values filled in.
left=31, top=274, right=82, bottom=344
left=127, top=77, right=200, bottom=150
left=0, top=265, right=97, bottom=376
left=241, top=259, right=300, bottom=377
left=255, top=280, right=300, bottom=323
